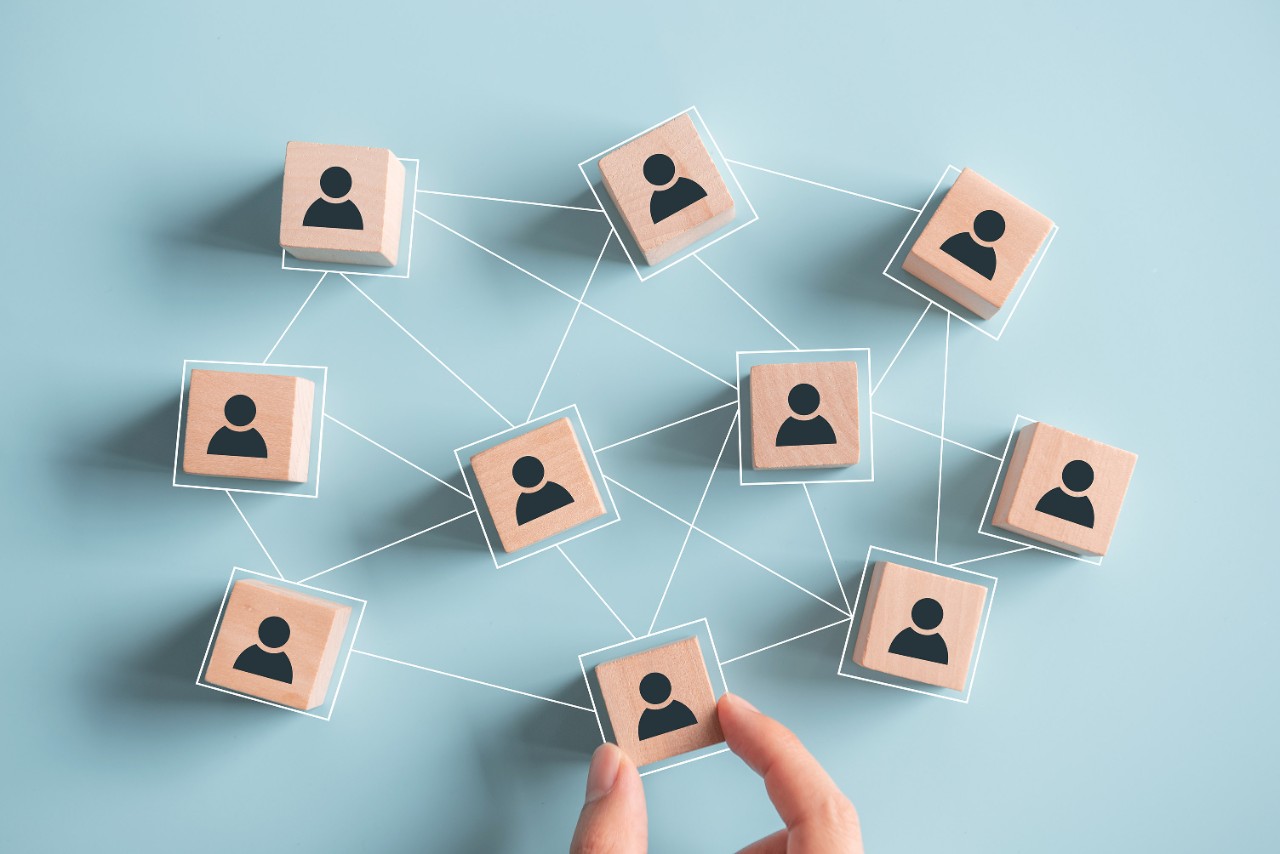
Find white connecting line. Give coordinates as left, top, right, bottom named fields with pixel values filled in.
left=263, top=272, right=326, bottom=364
left=324, top=413, right=470, bottom=497
left=416, top=188, right=605, bottom=214
left=873, top=413, right=1000, bottom=461
left=719, top=617, right=851, bottom=666
left=595, top=400, right=738, bottom=453
left=803, top=484, right=851, bottom=613
left=225, top=491, right=283, bottom=579
left=298, top=509, right=478, bottom=585
left=695, top=255, right=799, bottom=350
left=935, top=314, right=951, bottom=562
left=558, top=546, right=635, bottom=640
left=872, top=303, right=931, bottom=396
left=724, top=159, right=922, bottom=213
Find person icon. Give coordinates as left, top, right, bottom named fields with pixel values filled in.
left=636, top=672, right=698, bottom=741
left=512, top=455, right=575, bottom=525
left=887, top=597, right=949, bottom=665
left=939, top=209, right=1005, bottom=280
left=775, top=383, right=837, bottom=447
left=644, top=153, right=708, bottom=224
left=206, top=394, right=268, bottom=458
left=1035, top=459, right=1096, bottom=528
left=232, top=616, right=294, bottom=684
left=302, top=166, right=364, bottom=230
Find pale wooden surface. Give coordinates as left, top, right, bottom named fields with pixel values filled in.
left=279, top=141, right=405, bottom=267
left=469, top=417, right=606, bottom=553
left=853, top=561, right=988, bottom=691
left=182, top=369, right=314, bottom=482
left=204, top=579, right=351, bottom=711
left=993, top=422, right=1137, bottom=556
left=903, top=168, right=1053, bottom=318
left=595, top=636, right=724, bottom=767
left=598, top=114, right=735, bottom=265
left=749, top=361, right=859, bottom=469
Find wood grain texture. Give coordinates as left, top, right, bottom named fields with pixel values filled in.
left=993, top=422, right=1137, bottom=556
left=279, top=141, right=405, bottom=267
left=469, top=417, right=606, bottom=553
left=903, top=168, right=1053, bottom=318
left=204, top=579, right=351, bottom=711
left=598, top=114, right=735, bottom=265
left=595, top=636, right=723, bottom=767
left=182, top=369, right=314, bottom=482
left=852, top=561, right=987, bottom=691
left=750, top=361, right=859, bottom=469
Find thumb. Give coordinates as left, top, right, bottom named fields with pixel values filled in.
left=570, top=743, right=648, bottom=854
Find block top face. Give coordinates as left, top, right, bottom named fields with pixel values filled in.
left=750, top=361, right=860, bottom=470
left=853, top=561, right=988, bottom=692
left=598, top=114, right=734, bottom=263
left=595, top=636, right=724, bottom=767
left=469, top=417, right=606, bottom=553
left=994, top=422, right=1137, bottom=556
left=182, top=369, right=315, bottom=483
left=908, top=168, right=1053, bottom=310
left=280, top=141, right=403, bottom=256
left=204, top=579, right=352, bottom=711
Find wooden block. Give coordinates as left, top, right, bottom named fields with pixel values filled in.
left=205, top=579, right=351, bottom=711
left=750, top=361, right=859, bottom=470
left=902, top=168, right=1053, bottom=319
left=279, top=141, right=406, bottom=267
left=595, top=637, right=723, bottom=767
left=469, top=417, right=606, bottom=553
left=852, top=561, right=988, bottom=691
left=598, top=114, right=735, bottom=265
left=993, top=422, right=1137, bottom=556
left=182, top=369, right=315, bottom=482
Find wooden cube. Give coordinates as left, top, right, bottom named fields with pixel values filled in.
left=993, top=422, right=1137, bottom=556
left=280, top=141, right=406, bottom=267
left=598, top=114, right=735, bottom=265
left=182, top=369, right=315, bottom=483
left=204, top=579, right=351, bottom=711
left=469, top=417, right=606, bottom=553
left=750, top=361, right=859, bottom=470
left=852, top=561, right=988, bottom=692
left=595, top=636, right=723, bottom=767
left=903, top=168, right=1053, bottom=319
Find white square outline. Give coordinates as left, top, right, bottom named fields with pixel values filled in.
left=735, top=347, right=875, bottom=487
left=577, top=106, right=760, bottom=282
left=452, top=404, right=621, bottom=570
left=171, top=359, right=329, bottom=500
left=195, top=566, right=368, bottom=721
left=577, top=617, right=730, bottom=778
left=882, top=165, right=1060, bottom=342
left=978, top=414, right=1140, bottom=566
left=281, top=157, right=421, bottom=280
left=836, top=546, right=997, bottom=704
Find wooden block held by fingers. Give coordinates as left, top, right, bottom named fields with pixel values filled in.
left=903, top=168, right=1053, bottom=318
left=470, top=417, right=606, bottom=553
left=280, top=141, right=406, bottom=267
left=204, top=579, right=351, bottom=711
left=853, top=561, right=988, bottom=691
left=750, top=361, right=859, bottom=470
left=598, top=114, right=735, bottom=265
left=993, top=422, right=1137, bottom=556
left=595, top=637, right=723, bottom=767
left=182, top=369, right=315, bottom=483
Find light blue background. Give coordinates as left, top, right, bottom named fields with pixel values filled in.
left=4, top=2, right=1276, bottom=851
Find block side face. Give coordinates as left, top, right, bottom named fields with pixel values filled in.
left=902, top=249, right=1000, bottom=318
left=286, top=378, right=316, bottom=483
left=851, top=561, right=888, bottom=666
left=992, top=423, right=1040, bottom=528
left=280, top=142, right=397, bottom=261
left=182, top=370, right=311, bottom=482
left=595, top=636, right=723, bottom=767
left=750, top=361, right=860, bottom=470
left=470, top=418, right=606, bottom=553
left=379, top=155, right=407, bottom=266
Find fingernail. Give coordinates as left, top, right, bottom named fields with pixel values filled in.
left=585, top=744, right=621, bottom=804
left=728, top=693, right=758, bottom=713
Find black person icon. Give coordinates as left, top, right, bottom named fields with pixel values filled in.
left=302, top=166, right=364, bottom=230
left=233, top=616, right=294, bottom=684
left=940, top=209, right=1005, bottom=280
left=512, top=455, right=575, bottom=525
left=644, top=153, right=708, bottom=224
left=636, top=672, right=698, bottom=741
left=1035, top=459, right=1096, bottom=528
left=887, top=597, right=949, bottom=665
left=775, top=383, right=838, bottom=447
left=206, top=394, right=268, bottom=458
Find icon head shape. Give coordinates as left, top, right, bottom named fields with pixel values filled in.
left=972, top=210, right=1005, bottom=243
left=787, top=382, right=821, bottom=417
left=643, top=153, right=677, bottom=187
left=256, top=616, right=290, bottom=649
left=511, top=455, right=545, bottom=489
left=638, top=672, right=673, bottom=705
left=224, top=394, right=257, bottom=427
left=1060, top=459, right=1094, bottom=492
left=910, top=597, right=944, bottom=631
left=319, top=166, right=354, bottom=199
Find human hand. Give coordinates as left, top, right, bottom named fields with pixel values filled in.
left=569, top=693, right=861, bottom=853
